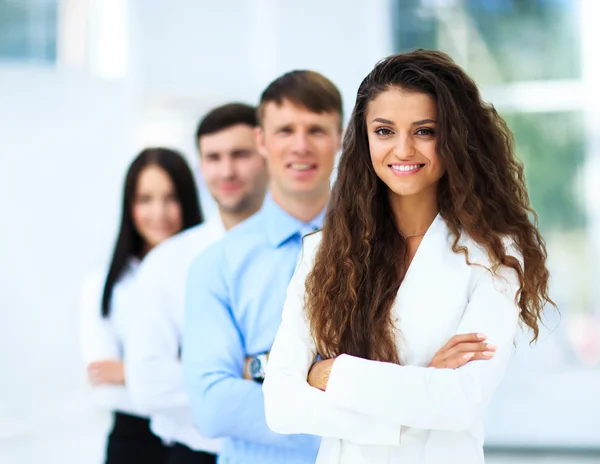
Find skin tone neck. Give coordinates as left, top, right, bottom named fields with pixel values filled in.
left=218, top=206, right=261, bottom=230
left=390, top=186, right=439, bottom=238
left=269, top=182, right=329, bottom=223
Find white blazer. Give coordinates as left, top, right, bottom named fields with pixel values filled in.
left=263, top=214, right=522, bottom=464
left=80, top=258, right=147, bottom=417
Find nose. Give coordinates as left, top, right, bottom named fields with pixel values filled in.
left=393, top=133, right=415, bottom=159
left=220, top=155, right=235, bottom=179
left=148, top=198, right=169, bottom=222
left=291, top=130, right=310, bottom=156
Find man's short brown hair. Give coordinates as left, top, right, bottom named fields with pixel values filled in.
left=258, top=70, right=343, bottom=129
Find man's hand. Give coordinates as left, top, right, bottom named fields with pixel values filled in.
left=243, top=356, right=253, bottom=380
left=428, top=333, right=495, bottom=369
left=307, top=358, right=335, bottom=391
left=87, top=360, right=125, bottom=386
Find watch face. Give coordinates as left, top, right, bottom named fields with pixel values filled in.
left=250, top=357, right=264, bottom=378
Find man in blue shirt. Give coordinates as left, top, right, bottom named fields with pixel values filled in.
left=182, top=70, right=344, bottom=463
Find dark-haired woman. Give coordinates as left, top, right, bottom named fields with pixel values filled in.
left=263, top=50, right=555, bottom=463
left=80, top=148, right=202, bottom=464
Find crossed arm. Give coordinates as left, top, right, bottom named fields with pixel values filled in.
left=263, top=245, right=520, bottom=439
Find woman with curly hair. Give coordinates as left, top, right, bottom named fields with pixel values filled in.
left=262, top=49, right=555, bottom=464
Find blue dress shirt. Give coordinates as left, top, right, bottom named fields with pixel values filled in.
left=183, top=196, right=324, bottom=464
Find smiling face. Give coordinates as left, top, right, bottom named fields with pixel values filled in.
left=366, top=87, right=445, bottom=202
left=131, top=164, right=183, bottom=249
left=198, top=123, right=267, bottom=214
left=256, top=99, right=341, bottom=202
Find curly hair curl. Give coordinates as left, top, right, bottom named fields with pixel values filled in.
left=305, top=50, right=555, bottom=364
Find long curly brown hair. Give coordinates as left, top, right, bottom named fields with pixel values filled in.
left=305, top=50, right=555, bottom=364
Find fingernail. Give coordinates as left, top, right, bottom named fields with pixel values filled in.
left=483, top=351, right=495, bottom=357
left=463, top=352, right=475, bottom=359
left=486, top=344, right=497, bottom=350
left=477, top=333, right=486, bottom=340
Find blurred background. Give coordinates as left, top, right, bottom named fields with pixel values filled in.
left=1, top=0, right=599, bottom=463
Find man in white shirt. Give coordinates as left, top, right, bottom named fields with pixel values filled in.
left=125, top=103, right=269, bottom=464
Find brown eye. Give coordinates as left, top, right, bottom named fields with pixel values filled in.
left=375, top=127, right=393, bottom=136
left=416, top=128, right=435, bottom=136
left=135, top=195, right=152, bottom=204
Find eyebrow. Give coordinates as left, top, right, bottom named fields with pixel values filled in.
left=273, top=123, right=293, bottom=131
left=273, top=123, right=329, bottom=131
left=371, top=118, right=437, bottom=126
left=230, top=148, right=252, bottom=155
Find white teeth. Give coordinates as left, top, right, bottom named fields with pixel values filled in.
left=290, top=164, right=313, bottom=171
left=391, top=164, right=420, bottom=172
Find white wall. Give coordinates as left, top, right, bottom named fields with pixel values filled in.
left=0, top=64, right=137, bottom=461
left=131, top=0, right=393, bottom=111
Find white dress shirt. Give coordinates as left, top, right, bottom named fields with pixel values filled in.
left=125, top=219, right=224, bottom=453
left=80, top=258, right=148, bottom=418
left=263, top=214, right=522, bottom=464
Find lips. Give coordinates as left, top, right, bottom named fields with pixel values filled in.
left=390, top=164, right=424, bottom=173
left=288, top=163, right=317, bottom=172
left=220, top=182, right=241, bottom=193
left=389, top=163, right=425, bottom=176
left=147, top=225, right=175, bottom=234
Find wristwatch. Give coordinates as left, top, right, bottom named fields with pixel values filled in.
left=249, top=353, right=268, bottom=383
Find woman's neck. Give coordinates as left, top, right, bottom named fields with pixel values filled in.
left=390, top=190, right=439, bottom=237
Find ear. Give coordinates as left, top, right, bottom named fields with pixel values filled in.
left=197, top=137, right=204, bottom=166
left=336, top=127, right=344, bottom=152
left=255, top=126, right=268, bottom=159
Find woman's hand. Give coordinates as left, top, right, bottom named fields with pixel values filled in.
left=308, top=358, right=335, bottom=391
left=305, top=333, right=491, bottom=391
left=87, top=360, right=125, bottom=386
left=428, top=333, right=495, bottom=369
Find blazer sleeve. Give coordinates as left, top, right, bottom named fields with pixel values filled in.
left=79, top=272, right=130, bottom=411
left=263, top=234, right=402, bottom=445
left=323, top=245, right=522, bottom=432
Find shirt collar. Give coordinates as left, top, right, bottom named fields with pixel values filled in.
left=260, top=195, right=326, bottom=248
